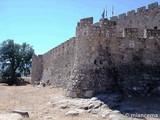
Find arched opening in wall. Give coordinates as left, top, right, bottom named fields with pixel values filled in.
left=99, top=60, right=103, bottom=65
left=106, top=47, right=108, bottom=50
left=94, top=60, right=97, bottom=65
left=121, top=55, right=124, bottom=61
left=154, top=26, right=158, bottom=30
left=154, top=41, right=158, bottom=46
left=83, top=31, right=89, bottom=36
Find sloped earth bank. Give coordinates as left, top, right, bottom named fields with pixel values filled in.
left=0, top=84, right=159, bottom=120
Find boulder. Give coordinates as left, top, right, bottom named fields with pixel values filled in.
left=91, top=108, right=101, bottom=114
left=85, top=90, right=94, bottom=98
left=79, top=104, right=89, bottom=110
left=91, top=97, right=98, bottom=101
left=93, top=102, right=103, bottom=109
left=12, top=110, right=29, bottom=117
left=109, top=113, right=126, bottom=120
left=88, top=104, right=94, bottom=109
left=101, top=109, right=112, bottom=118
left=59, top=104, right=68, bottom=109
left=65, top=111, right=79, bottom=116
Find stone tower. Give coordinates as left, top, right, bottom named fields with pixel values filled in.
left=67, top=18, right=120, bottom=97
left=32, top=2, right=160, bottom=98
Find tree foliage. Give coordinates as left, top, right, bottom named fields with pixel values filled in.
left=0, top=39, right=34, bottom=85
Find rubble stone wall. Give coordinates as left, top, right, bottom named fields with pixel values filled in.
left=109, top=28, right=160, bottom=96
left=32, top=38, right=76, bottom=88
left=32, top=2, right=160, bottom=97
left=31, top=55, right=43, bottom=84
left=110, top=2, right=160, bottom=37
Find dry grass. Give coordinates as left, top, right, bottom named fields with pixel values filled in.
left=0, top=85, right=56, bottom=119
left=0, top=85, right=159, bottom=120
left=0, top=85, right=101, bottom=120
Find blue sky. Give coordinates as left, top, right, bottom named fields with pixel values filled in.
left=0, top=0, right=159, bottom=54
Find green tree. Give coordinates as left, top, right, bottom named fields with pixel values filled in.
left=0, top=39, right=34, bottom=85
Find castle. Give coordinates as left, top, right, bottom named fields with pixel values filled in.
left=32, top=2, right=160, bottom=98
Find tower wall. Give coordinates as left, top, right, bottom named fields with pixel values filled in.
left=109, top=28, right=160, bottom=95
left=31, top=54, right=43, bottom=84
left=32, top=2, right=160, bottom=98
left=41, top=37, right=76, bottom=87
left=67, top=18, right=117, bottom=97
left=110, top=2, right=160, bottom=38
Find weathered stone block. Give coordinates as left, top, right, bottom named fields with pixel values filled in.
left=66, top=91, right=77, bottom=98
left=85, top=90, right=94, bottom=98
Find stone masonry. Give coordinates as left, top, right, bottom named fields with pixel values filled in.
left=32, top=2, right=160, bottom=97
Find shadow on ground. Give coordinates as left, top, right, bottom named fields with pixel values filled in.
left=95, top=93, right=160, bottom=118
left=0, top=78, right=30, bottom=86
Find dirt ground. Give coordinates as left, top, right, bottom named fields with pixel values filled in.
left=0, top=85, right=105, bottom=120
left=0, top=84, right=159, bottom=120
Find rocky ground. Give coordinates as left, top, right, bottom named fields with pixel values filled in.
left=0, top=84, right=159, bottom=120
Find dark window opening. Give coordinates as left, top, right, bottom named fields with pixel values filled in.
left=99, top=60, right=103, bottom=65
left=154, top=26, right=158, bottom=30
left=154, top=41, right=157, bottom=46
left=94, top=60, right=97, bottom=65
left=121, top=55, right=124, bottom=60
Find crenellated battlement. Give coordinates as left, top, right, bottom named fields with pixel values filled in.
left=110, top=2, right=160, bottom=21
left=32, top=2, right=160, bottom=98
left=127, top=10, right=136, bottom=17
left=99, top=18, right=116, bottom=27
left=137, top=6, right=146, bottom=12
left=119, top=13, right=126, bottom=19
left=42, top=37, right=76, bottom=65
left=76, top=17, right=117, bottom=38
left=77, top=17, right=93, bottom=28
left=148, top=2, right=159, bottom=10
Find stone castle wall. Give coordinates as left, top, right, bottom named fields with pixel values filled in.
left=32, top=2, right=160, bottom=97
left=110, top=2, right=160, bottom=37
left=109, top=28, right=160, bottom=96
left=31, top=54, right=43, bottom=84
left=110, top=28, right=160, bottom=65
left=31, top=37, right=76, bottom=88
left=67, top=18, right=117, bottom=97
